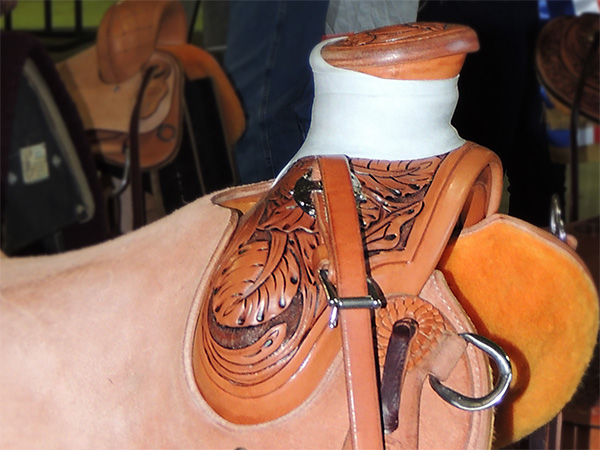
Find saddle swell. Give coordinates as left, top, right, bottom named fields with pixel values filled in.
left=193, top=142, right=503, bottom=426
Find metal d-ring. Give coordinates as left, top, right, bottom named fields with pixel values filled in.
left=429, top=333, right=512, bottom=412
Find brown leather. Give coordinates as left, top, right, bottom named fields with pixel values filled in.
left=193, top=157, right=343, bottom=424
left=315, top=156, right=384, bottom=450
left=193, top=144, right=502, bottom=426
left=96, top=0, right=187, bottom=85
left=321, top=22, right=479, bottom=79
left=352, top=144, right=502, bottom=297
left=57, top=0, right=244, bottom=173
left=536, top=13, right=599, bottom=123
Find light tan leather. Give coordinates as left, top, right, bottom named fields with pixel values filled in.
left=0, top=187, right=489, bottom=450
left=0, top=194, right=352, bottom=450
left=58, top=40, right=184, bottom=171
left=96, top=0, right=187, bottom=85
left=2, top=173, right=596, bottom=449
left=57, top=0, right=244, bottom=172
left=1, top=20, right=597, bottom=450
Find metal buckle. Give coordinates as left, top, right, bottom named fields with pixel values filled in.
left=429, top=333, right=512, bottom=411
left=318, top=269, right=384, bottom=328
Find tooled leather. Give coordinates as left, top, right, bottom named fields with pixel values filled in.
left=321, top=22, right=479, bottom=72
left=376, top=295, right=447, bottom=371
left=196, top=155, right=442, bottom=413
left=536, top=14, right=599, bottom=122
left=194, top=143, right=501, bottom=425
left=194, top=157, right=341, bottom=423
left=350, top=155, right=445, bottom=258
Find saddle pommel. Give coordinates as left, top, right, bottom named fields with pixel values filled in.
left=321, top=22, right=479, bottom=80
left=96, top=0, right=187, bottom=84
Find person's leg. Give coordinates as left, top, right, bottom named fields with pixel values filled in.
left=225, top=0, right=329, bottom=184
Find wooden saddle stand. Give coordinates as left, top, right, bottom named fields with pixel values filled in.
left=56, top=0, right=245, bottom=231
left=1, top=23, right=598, bottom=450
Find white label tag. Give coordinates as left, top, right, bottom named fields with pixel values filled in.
left=20, top=143, right=49, bottom=184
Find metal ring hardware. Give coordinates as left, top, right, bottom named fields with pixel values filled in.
left=549, top=194, right=567, bottom=242
left=318, top=269, right=384, bottom=328
left=429, top=332, right=512, bottom=411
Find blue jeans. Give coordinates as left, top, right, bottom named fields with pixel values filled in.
left=224, top=0, right=330, bottom=184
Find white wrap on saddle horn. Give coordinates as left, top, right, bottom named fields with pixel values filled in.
left=281, top=38, right=465, bottom=178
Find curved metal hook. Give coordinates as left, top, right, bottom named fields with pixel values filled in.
left=550, top=194, right=567, bottom=242
left=429, top=333, right=512, bottom=412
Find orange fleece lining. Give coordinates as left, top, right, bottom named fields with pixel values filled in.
left=439, top=215, right=599, bottom=447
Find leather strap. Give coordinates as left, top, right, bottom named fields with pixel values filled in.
left=314, top=156, right=384, bottom=450
left=129, top=65, right=157, bottom=229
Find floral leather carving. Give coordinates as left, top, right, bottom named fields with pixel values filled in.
left=193, top=142, right=503, bottom=424
left=536, top=13, right=599, bottom=123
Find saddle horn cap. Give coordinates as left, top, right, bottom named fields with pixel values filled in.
left=321, top=22, right=479, bottom=80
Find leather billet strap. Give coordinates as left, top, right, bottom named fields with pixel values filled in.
left=312, top=156, right=384, bottom=450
